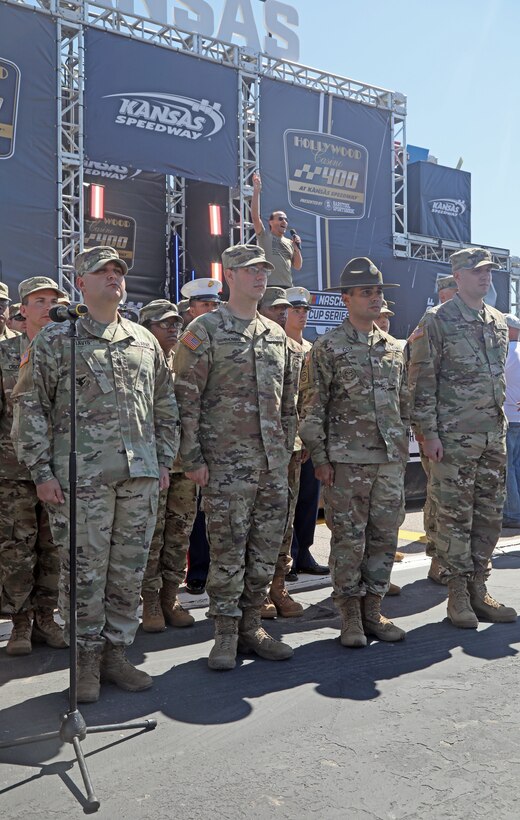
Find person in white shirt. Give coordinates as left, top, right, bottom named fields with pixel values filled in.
left=503, top=314, right=520, bottom=527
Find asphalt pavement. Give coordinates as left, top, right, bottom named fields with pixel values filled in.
left=2, top=510, right=520, bottom=819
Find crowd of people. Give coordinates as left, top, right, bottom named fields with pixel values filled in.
left=0, top=200, right=517, bottom=703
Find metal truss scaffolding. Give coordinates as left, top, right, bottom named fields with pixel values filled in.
left=5, top=0, right=511, bottom=283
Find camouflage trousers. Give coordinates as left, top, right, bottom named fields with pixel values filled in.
left=323, top=462, right=405, bottom=602
left=48, top=477, right=158, bottom=647
left=275, top=449, right=302, bottom=575
left=142, top=472, right=198, bottom=592
left=419, top=449, right=436, bottom=558
left=0, top=479, right=60, bottom=614
left=201, top=465, right=289, bottom=617
left=429, top=430, right=506, bottom=578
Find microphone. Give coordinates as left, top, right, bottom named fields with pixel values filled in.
left=48, top=302, right=89, bottom=323
left=289, top=229, right=301, bottom=250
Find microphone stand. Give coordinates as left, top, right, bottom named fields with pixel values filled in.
left=0, top=313, right=157, bottom=813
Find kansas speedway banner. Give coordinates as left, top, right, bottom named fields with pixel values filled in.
left=407, top=161, right=471, bottom=243
left=85, top=30, right=238, bottom=186
left=259, top=78, right=393, bottom=292
left=0, top=5, right=57, bottom=292
left=84, top=164, right=167, bottom=305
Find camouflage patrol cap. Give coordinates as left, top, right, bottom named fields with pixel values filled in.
left=260, top=287, right=291, bottom=308
left=380, top=299, right=395, bottom=316
left=75, top=246, right=128, bottom=277
left=286, top=286, right=312, bottom=309
left=450, top=247, right=499, bottom=273
left=139, top=299, right=182, bottom=325
left=221, top=244, right=275, bottom=272
left=326, top=257, right=399, bottom=291
left=0, top=282, right=11, bottom=302
left=9, top=302, right=22, bottom=319
left=436, top=275, right=457, bottom=292
left=177, top=298, right=190, bottom=315
left=18, top=276, right=67, bottom=301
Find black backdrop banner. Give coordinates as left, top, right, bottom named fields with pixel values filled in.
left=0, top=5, right=57, bottom=295
left=259, top=78, right=393, bottom=292
left=407, top=161, right=471, bottom=243
left=85, top=29, right=239, bottom=186
left=84, top=165, right=166, bottom=306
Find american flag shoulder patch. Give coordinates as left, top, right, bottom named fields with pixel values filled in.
left=181, top=330, right=203, bottom=351
left=19, top=349, right=30, bottom=368
left=409, top=325, right=424, bottom=343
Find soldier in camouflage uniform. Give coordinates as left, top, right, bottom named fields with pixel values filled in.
left=0, top=282, right=19, bottom=341
left=139, top=299, right=196, bottom=632
left=408, top=247, right=516, bottom=629
left=258, top=286, right=304, bottom=619
left=7, top=302, right=27, bottom=334
left=173, top=245, right=297, bottom=670
left=301, top=258, right=408, bottom=648
left=1, top=277, right=67, bottom=656
left=12, top=247, right=179, bottom=702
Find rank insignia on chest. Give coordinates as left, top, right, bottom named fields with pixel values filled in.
left=181, top=330, right=203, bottom=351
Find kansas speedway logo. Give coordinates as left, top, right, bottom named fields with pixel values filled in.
left=104, top=91, right=226, bottom=141
left=0, top=58, right=21, bottom=160
left=429, top=198, right=466, bottom=217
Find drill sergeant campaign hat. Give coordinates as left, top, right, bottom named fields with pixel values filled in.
left=18, top=276, right=67, bottom=301
left=221, top=244, right=275, bottom=272
left=139, top=299, right=183, bottom=324
left=75, top=246, right=128, bottom=277
left=286, top=287, right=312, bottom=309
left=450, top=247, right=500, bottom=273
left=181, top=278, right=222, bottom=302
left=260, top=287, right=291, bottom=308
left=326, top=257, right=399, bottom=291
left=436, top=275, right=458, bottom=292
left=0, top=282, right=11, bottom=302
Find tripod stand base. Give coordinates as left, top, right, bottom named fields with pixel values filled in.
left=0, top=709, right=157, bottom=813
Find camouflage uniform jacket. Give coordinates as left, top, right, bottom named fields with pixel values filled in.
left=287, top=336, right=304, bottom=453
left=12, top=315, right=179, bottom=487
left=0, top=326, right=20, bottom=341
left=408, top=293, right=507, bottom=439
left=0, top=332, right=30, bottom=480
left=173, top=304, right=297, bottom=472
left=300, top=319, right=409, bottom=466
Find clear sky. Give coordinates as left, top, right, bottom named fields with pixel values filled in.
left=291, top=0, right=518, bottom=255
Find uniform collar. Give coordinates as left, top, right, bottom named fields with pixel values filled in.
left=453, top=292, right=494, bottom=325
left=343, top=318, right=386, bottom=344
left=219, top=303, right=271, bottom=337
left=79, top=314, right=136, bottom=341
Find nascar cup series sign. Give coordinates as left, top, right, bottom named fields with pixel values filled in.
left=85, top=29, right=238, bottom=185
left=284, top=129, right=369, bottom=219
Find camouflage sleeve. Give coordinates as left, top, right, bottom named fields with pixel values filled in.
left=281, top=338, right=298, bottom=454
left=299, top=341, right=333, bottom=467
left=11, top=334, right=59, bottom=484
left=172, top=325, right=211, bottom=472
left=397, top=348, right=411, bottom=429
left=407, top=314, right=442, bottom=440
left=153, top=342, right=180, bottom=469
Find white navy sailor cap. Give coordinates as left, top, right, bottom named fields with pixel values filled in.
left=286, top=287, right=312, bottom=308
left=181, top=278, right=222, bottom=302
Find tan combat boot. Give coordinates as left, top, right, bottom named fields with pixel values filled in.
left=428, top=556, right=449, bottom=586
left=101, top=644, right=153, bottom=691
left=269, top=573, right=304, bottom=618
left=77, top=644, right=103, bottom=703
left=447, top=576, right=478, bottom=628
left=260, top=596, right=277, bottom=619
left=160, top=580, right=195, bottom=628
left=338, top=597, right=367, bottom=648
left=141, top=590, right=166, bottom=632
left=363, top=593, right=406, bottom=642
left=208, top=616, right=239, bottom=671
left=6, top=611, right=33, bottom=656
left=468, top=572, right=517, bottom=623
left=238, top=608, right=293, bottom=660
left=32, top=608, right=68, bottom=648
